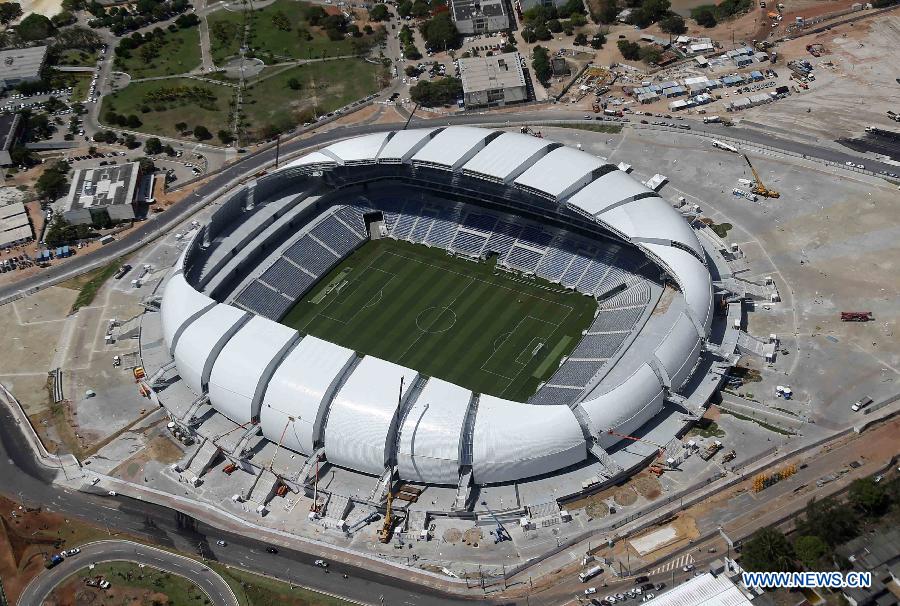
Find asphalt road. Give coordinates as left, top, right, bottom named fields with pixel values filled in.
left=0, top=405, right=491, bottom=606
left=18, top=540, right=239, bottom=606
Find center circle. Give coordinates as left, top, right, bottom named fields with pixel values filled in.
left=416, top=306, right=457, bottom=334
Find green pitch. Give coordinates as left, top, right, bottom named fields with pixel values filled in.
left=280, top=239, right=597, bottom=402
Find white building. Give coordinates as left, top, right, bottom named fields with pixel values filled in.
left=450, top=0, right=509, bottom=35
left=0, top=46, right=48, bottom=89
left=61, top=162, right=142, bottom=225
left=459, top=52, right=527, bottom=109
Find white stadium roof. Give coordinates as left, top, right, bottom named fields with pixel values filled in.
left=514, top=146, right=605, bottom=200
left=161, top=126, right=716, bottom=486
left=259, top=336, right=357, bottom=455
left=397, top=378, right=472, bottom=484
left=462, top=132, right=554, bottom=182
left=207, top=316, right=298, bottom=424
left=411, top=126, right=495, bottom=170
left=648, top=573, right=751, bottom=606
left=324, top=357, right=419, bottom=476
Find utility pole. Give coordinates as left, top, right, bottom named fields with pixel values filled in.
left=274, top=135, right=281, bottom=169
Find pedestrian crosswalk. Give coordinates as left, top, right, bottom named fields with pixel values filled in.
left=649, top=553, right=694, bottom=576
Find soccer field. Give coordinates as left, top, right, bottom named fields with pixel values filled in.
left=280, top=239, right=597, bottom=402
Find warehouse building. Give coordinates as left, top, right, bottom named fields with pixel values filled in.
left=459, top=52, right=527, bottom=109
left=61, top=162, right=142, bottom=225
left=450, top=0, right=509, bottom=35
left=0, top=202, right=33, bottom=249
left=0, top=46, right=48, bottom=89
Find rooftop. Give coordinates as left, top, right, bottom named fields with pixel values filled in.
left=458, top=52, right=525, bottom=94
left=451, top=0, right=506, bottom=20
left=62, top=162, right=141, bottom=212
left=0, top=46, right=48, bottom=80
left=0, top=113, right=21, bottom=152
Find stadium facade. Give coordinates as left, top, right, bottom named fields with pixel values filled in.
left=157, top=126, right=718, bottom=494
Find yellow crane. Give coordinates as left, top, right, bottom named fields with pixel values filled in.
left=743, top=154, right=780, bottom=198
left=377, top=487, right=395, bottom=543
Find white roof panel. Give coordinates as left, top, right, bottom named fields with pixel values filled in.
left=397, top=379, right=471, bottom=484
left=643, top=243, right=713, bottom=332
left=411, top=126, right=493, bottom=169
left=260, top=336, right=356, bottom=455
left=472, top=397, right=586, bottom=484
left=160, top=271, right=215, bottom=354
left=324, top=357, right=419, bottom=476
left=597, top=196, right=703, bottom=258
left=280, top=151, right=338, bottom=171
left=462, top=132, right=553, bottom=182
left=514, top=146, right=603, bottom=199
left=173, top=304, right=248, bottom=397
left=647, top=573, right=750, bottom=606
left=580, top=363, right=665, bottom=448
left=207, top=316, right=298, bottom=425
left=567, top=169, right=653, bottom=215
left=323, top=132, right=391, bottom=163
left=377, top=128, right=439, bottom=162
left=654, top=311, right=703, bottom=390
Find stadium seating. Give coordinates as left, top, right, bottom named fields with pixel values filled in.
left=451, top=230, right=488, bottom=257
left=311, top=214, right=364, bottom=257
left=536, top=245, right=576, bottom=282
left=546, top=360, right=605, bottom=388
left=505, top=246, right=544, bottom=272
left=260, top=258, right=316, bottom=299
left=285, top=235, right=339, bottom=276
left=234, top=281, right=294, bottom=320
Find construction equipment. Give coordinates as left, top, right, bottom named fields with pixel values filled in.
left=743, top=154, right=780, bottom=198
left=480, top=500, right=511, bottom=543
left=377, top=486, right=397, bottom=543
left=519, top=125, right=543, bottom=138
left=841, top=311, right=873, bottom=322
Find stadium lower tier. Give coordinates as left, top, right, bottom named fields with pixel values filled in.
left=159, top=126, right=714, bottom=486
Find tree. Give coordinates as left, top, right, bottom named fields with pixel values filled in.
left=193, top=125, right=212, bottom=140
left=794, top=535, right=830, bottom=571
left=126, top=114, right=142, bottom=128
left=639, top=44, right=662, bottom=64
left=741, top=527, right=795, bottom=573
left=692, top=5, right=717, bottom=27
left=304, top=5, right=327, bottom=25
left=175, top=122, right=187, bottom=133
left=547, top=18, right=562, bottom=32
left=409, top=76, right=462, bottom=106
left=574, top=32, right=587, bottom=45
left=0, top=2, right=22, bottom=24
left=369, top=3, right=390, bottom=21
left=16, top=13, right=55, bottom=40
left=420, top=12, right=460, bottom=51
left=144, top=137, right=162, bottom=154
left=411, top=0, right=430, bottom=17
left=617, top=39, right=640, bottom=60
left=521, top=27, right=537, bottom=43
left=531, top=45, right=551, bottom=84
left=217, top=129, right=235, bottom=144
left=795, top=497, right=859, bottom=548
left=287, top=77, right=301, bottom=90
left=595, top=0, right=619, bottom=23
left=660, top=14, right=687, bottom=34
left=35, top=161, right=70, bottom=200
left=590, top=31, right=606, bottom=48
left=397, top=0, right=413, bottom=18
left=848, top=478, right=889, bottom=515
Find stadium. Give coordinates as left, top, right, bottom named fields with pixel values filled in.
left=145, top=126, right=735, bottom=518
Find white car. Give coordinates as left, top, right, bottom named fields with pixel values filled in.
left=99, top=579, right=111, bottom=589
left=65, top=548, right=81, bottom=556
left=683, top=563, right=694, bottom=572
left=216, top=540, right=227, bottom=546
left=585, top=587, right=598, bottom=595
left=314, top=559, right=328, bottom=568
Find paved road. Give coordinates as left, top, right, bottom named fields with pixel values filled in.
left=18, top=540, right=239, bottom=606
left=0, top=405, right=489, bottom=606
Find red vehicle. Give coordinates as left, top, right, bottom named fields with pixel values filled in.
left=840, top=312, right=873, bottom=322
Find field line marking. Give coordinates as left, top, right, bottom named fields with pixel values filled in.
left=395, top=275, right=475, bottom=364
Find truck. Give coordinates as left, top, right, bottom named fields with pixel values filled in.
left=579, top=566, right=603, bottom=582
left=841, top=311, right=873, bottom=322
left=699, top=440, right=723, bottom=461
left=851, top=396, right=873, bottom=412
left=703, top=115, right=721, bottom=123
left=45, top=554, right=64, bottom=569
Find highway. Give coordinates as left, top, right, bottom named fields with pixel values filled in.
left=0, top=109, right=893, bottom=304
left=0, top=404, right=486, bottom=606
left=18, top=540, right=239, bottom=606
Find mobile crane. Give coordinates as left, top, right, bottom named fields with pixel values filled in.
left=743, top=154, right=780, bottom=198
left=378, top=486, right=396, bottom=543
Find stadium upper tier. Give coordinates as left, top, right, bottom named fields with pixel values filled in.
left=161, top=126, right=713, bottom=486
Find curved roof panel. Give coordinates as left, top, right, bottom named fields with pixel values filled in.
left=323, top=132, right=391, bottom=164
left=642, top=243, right=713, bottom=332
left=280, top=151, right=338, bottom=171
left=567, top=169, right=653, bottom=215
left=514, top=146, right=604, bottom=199
left=160, top=271, right=215, bottom=355
left=377, top=128, right=440, bottom=163
left=597, top=197, right=704, bottom=259
left=259, top=336, right=357, bottom=455
left=472, top=396, right=586, bottom=484
left=462, top=132, right=554, bottom=182
left=579, top=363, right=665, bottom=444
left=397, top=379, right=471, bottom=485
left=411, top=126, right=494, bottom=169
left=324, top=357, right=419, bottom=476
left=173, top=304, right=248, bottom=397
left=654, top=311, right=703, bottom=391
left=207, top=316, right=298, bottom=425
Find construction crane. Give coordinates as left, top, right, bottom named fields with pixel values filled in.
left=742, top=154, right=780, bottom=198
left=377, top=486, right=396, bottom=543
left=480, top=500, right=511, bottom=543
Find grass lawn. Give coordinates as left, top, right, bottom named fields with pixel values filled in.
left=48, top=562, right=204, bottom=605
left=208, top=564, right=354, bottom=606
left=49, top=72, right=91, bottom=102
left=281, top=239, right=596, bottom=402
left=207, top=0, right=373, bottom=63
left=114, top=26, right=202, bottom=78
left=241, top=59, right=380, bottom=138
left=101, top=78, right=233, bottom=140
left=57, top=48, right=99, bottom=67
left=59, top=257, right=123, bottom=312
